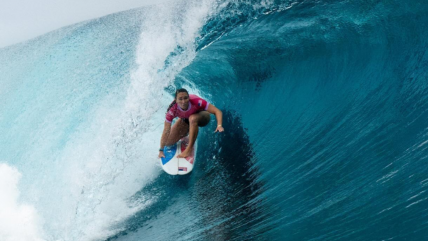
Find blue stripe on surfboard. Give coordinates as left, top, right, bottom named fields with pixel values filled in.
left=161, top=143, right=177, bottom=165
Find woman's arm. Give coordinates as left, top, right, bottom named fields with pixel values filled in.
left=207, top=104, right=224, bottom=132
left=159, top=121, right=172, bottom=158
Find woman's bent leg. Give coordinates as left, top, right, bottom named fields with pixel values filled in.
left=178, top=111, right=210, bottom=157
left=165, top=119, right=189, bottom=146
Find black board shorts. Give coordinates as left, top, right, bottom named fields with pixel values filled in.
left=181, top=118, right=189, bottom=125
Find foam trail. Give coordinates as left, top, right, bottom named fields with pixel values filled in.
left=0, top=163, right=45, bottom=241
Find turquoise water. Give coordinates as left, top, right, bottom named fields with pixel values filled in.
left=1, top=0, right=428, bottom=240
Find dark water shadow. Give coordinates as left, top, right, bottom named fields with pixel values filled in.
left=180, top=110, right=269, bottom=241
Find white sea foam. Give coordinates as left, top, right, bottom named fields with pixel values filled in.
left=126, top=0, right=216, bottom=118
left=0, top=163, right=45, bottom=241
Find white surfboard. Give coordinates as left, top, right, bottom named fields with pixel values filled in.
left=160, top=136, right=196, bottom=175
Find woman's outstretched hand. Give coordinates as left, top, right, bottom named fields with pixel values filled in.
left=215, top=125, right=224, bottom=133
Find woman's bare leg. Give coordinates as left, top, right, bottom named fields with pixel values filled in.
left=177, top=111, right=210, bottom=158
left=165, top=118, right=189, bottom=146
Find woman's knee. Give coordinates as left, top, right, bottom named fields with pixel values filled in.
left=193, top=111, right=210, bottom=127
left=188, top=114, right=199, bottom=125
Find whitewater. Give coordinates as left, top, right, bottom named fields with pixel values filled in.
left=1, top=0, right=428, bottom=240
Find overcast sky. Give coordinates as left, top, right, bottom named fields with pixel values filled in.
left=0, top=0, right=169, bottom=48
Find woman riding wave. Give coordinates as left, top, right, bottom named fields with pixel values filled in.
left=158, top=88, right=224, bottom=158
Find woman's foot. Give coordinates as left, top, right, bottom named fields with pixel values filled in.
left=177, top=149, right=192, bottom=158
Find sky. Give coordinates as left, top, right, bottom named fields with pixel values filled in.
left=0, top=0, right=169, bottom=48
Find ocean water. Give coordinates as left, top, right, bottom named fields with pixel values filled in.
left=1, top=0, right=428, bottom=240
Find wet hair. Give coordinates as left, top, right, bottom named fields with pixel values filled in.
left=167, top=88, right=189, bottom=111
left=175, top=88, right=189, bottom=98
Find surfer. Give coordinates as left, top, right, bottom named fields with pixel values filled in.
left=158, top=88, right=224, bottom=158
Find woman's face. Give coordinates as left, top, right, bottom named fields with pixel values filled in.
left=176, top=92, right=189, bottom=110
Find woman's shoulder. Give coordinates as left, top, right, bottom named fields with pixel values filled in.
left=189, top=94, right=204, bottom=101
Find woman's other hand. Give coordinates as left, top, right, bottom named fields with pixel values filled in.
left=215, top=125, right=224, bottom=133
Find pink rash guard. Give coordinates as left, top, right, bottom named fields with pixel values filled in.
left=165, top=94, right=210, bottom=123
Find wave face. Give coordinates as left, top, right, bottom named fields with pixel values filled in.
left=1, top=0, right=428, bottom=240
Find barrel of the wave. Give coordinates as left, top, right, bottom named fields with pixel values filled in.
left=160, top=136, right=196, bottom=175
